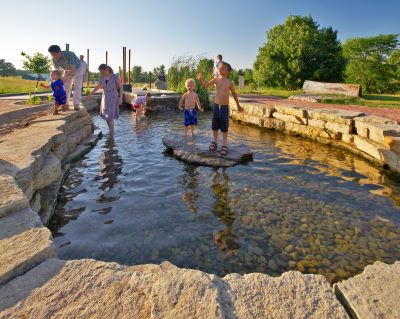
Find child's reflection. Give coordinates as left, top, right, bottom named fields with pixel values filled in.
left=96, top=137, right=123, bottom=191
left=179, top=163, right=200, bottom=213
left=212, top=169, right=240, bottom=260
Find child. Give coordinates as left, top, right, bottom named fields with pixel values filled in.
left=212, top=54, right=223, bottom=78
left=198, top=61, right=244, bottom=156
left=86, top=64, right=123, bottom=136
left=40, top=70, right=67, bottom=114
left=132, top=93, right=151, bottom=122
left=178, top=78, right=204, bottom=136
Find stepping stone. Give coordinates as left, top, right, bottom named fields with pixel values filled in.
left=162, top=134, right=253, bottom=167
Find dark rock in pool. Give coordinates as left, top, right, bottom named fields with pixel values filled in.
left=162, top=134, right=253, bottom=167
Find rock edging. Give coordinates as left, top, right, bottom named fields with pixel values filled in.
left=230, top=98, right=400, bottom=174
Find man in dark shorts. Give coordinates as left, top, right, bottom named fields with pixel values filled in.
left=198, top=61, right=243, bottom=155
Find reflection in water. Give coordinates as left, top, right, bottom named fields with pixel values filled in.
left=96, top=137, right=123, bottom=192
left=50, top=110, right=400, bottom=283
left=211, top=169, right=240, bottom=260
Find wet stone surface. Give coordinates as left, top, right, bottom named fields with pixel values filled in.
left=162, top=133, right=253, bottom=167
left=49, top=109, right=400, bottom=284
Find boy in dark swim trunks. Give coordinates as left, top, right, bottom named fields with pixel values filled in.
left=198, top=62, right=243, bottom=155
left=40, top=69, right=67, bottom=114
left=178, top=78, right=204, bottom=136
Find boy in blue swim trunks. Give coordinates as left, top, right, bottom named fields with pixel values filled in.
left=178, top=78, right=204, bottom=136
left=40, top=70, right=67, bottom=114
left=198, top=61, right=243, bottom=155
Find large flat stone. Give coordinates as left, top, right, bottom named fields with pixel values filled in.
left=274, top=104, right=309, bottom=118
left=0, top=175, right=29, bottom=218
left=0, top=227, right=55, bottom=286
left=230, top=110, right=264, bottom=127
left=163, top=134, right=253, bottom=167
left=303, top=80, right=361, bottom=97
left=223, top=271, right=349, bottom=319
left=325, top=121, right=353, bottom=134
left=0, top=260, right=349, bottom=319
left=273, top=111, right=308, bottom=125
left=241, top=103, right=275, bottom=118
left=353, top=135, right=384, bottom=161
left=308, top=108, right=364, bottom=125
left=335, top=261, right=400, bottom=319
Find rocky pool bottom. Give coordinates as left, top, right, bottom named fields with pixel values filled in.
left=49, top=109, right=400, bottom=284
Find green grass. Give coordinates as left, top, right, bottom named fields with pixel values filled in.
left=235, top=86, right=302, bottom=99
left=321, top=94, right=400, bottom=109
left=0, top=76, right=50, bottom=94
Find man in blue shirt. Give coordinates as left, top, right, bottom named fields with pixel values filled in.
left=48, top=45, right=85, bottom=110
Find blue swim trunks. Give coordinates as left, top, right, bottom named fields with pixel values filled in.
left=212, top=104, right=229, bottom=132
left=184, top=109, right=197, bottom=126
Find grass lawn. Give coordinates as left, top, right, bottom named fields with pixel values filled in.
left=235, top=86, right=302, bottom=99
left=0, top=76, right=51, bottom=94
left=321, top=94, right=400, bottom=109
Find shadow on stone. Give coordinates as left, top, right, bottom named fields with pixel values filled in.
left=162, top=133, right=253, bottom=167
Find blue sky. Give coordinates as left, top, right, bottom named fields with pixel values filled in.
left=1, top=0, right=399, bottom=72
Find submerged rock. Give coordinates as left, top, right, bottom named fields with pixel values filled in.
left=162, top=134, right=253, bottom=167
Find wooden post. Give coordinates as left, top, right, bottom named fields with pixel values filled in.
left=128, top=49, right=131, bottom=84
left=66, top=43, right=70, bottom=51
left=149, top=71, right=152, bottom=89
left=123, top=47, right=126, bottom=84
left=106, top=51, right=108, bottom=65
left=86, top=49, right=90, bottom=87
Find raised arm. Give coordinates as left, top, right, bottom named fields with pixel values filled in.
left=40, top=83, right=51, bottom=89
left=197, top=72, right=215, bottom=88
left=230, top=82, right=243, bottom=112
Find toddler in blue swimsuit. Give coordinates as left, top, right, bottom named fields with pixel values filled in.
left=178, top=78, right=204, bottom=136
left=40, top=70, right=67, bottom=114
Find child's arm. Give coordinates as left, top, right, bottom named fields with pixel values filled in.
left=197, top=73, right=215, bottom=88
left=230, top=82, right=243, bottom=112
left=40, top=83, right=51, bottom=89
left=195, top=94, right=203, bottom=112
left=86, top=83, right=102, bottom=100
left=178, top=93, right=186, bottom=110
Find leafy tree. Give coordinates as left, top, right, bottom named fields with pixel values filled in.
left=0, top=59, right=16, bottom=76
left=132, top=65, right=144, bottom=82
left=254, top=15, right=345, bottom=90
left=388, top=49, right=400, bottom=92
left=153, top=64, right=166, bottom=77
left=197, top=58, right=213, bottom=79
left=20, top=52, right=52, bottom=91
left=343, top=34, right=399, bottom=93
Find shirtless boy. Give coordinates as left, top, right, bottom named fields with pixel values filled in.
left=198, top=61, right=243, bottom=155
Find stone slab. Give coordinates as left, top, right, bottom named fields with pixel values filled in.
left=0, top=175, right=29, bottom=218
left=273, top=111, right=308, bottom=125
left=230, top=110, right=264, bottom=127
left=0, top=227, right=55, bottom=286
left=308, top=108, right=364, bottom=125
left=162, top=134, right=253, bottom=167
left=241, top=103, right=275, bottom=118
left=0, top=260, right=349, bottom=319
left=335, top=261, right=400, bottom=319
left=274, top=104, right=309, bottom=118
left=303, top=80, right=361, bottom=97
left=325, top=121, right=353, bottom=134
left=353, top=136, right=384, bottom=161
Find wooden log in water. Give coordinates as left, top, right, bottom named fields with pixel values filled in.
left=303, top=80, right=362, bottom=97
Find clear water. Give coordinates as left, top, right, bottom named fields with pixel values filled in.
left=50, top=108, right=400, bottom=284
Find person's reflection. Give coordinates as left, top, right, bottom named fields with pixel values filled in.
left=212, top=169, right=240, bottom=260
left=95, top=137, right=123, bottom=191
left=179, top=163, right=200, bottom=213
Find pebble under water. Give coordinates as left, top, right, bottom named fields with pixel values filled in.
left=49, top=108, right=400, bottom=284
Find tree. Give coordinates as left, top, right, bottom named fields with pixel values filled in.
left=153, top=64, right=166, bottom=77
left=254, top=15, right=345, bottom=90
left=343, top=34, right=399, bottom=93
left=21, top=52, right=52, bottom=91
left=132, top=65, right=144, bottom=83
left=197, top=58, right=213, bottom=79
left=0, top=59, right=16, bottom=76
left=388, top=49, right=400, bottom=92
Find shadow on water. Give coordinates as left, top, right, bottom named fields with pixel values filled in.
left=49, top=110, right=400, bottom=284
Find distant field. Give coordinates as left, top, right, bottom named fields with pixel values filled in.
left=235, top=86, right=302, bottom=99
left=320, top=94, right=400, bottom=109
left=0, top=76, right=51, bottom=94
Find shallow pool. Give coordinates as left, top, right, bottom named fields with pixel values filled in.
left=49, top=108, right=400, bottom=283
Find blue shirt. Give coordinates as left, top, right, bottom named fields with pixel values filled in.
left=50, top=79, right=66, bottom=98
left=53, top=51, right=81, bottom=70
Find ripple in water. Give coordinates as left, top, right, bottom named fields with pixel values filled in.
left=49, top=108, right=400, bottom=284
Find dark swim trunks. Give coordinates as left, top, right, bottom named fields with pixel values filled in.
left=184, top=109, right=197, bottom=126
left=212, top=104, right=229, bottom=132
left=51, top=79, right=67, bottom=105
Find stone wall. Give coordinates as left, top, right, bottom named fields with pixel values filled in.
left=230, top=99, right=400, bottom=174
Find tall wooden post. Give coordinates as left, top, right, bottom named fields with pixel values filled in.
left=106, top=51, right=108, bottom=65
left=149, top=72, right=152, bottom=89
left=86, top=49, right=90, bottom=87
left=66, top=43, right=70, bottom=51
left=128, top=49, right=131, bottom=84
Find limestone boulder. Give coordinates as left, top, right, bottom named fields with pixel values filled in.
left=33, top=152, right=61, bottom=192
left=0, top=175, right=29, bottom=218
left=325, top=121, right=353, bottom=134
left=353, top=136, right=384, bottom=161
left=154, top=79, right=168, bottom=90
left=308, top=108, right=364, bottom=125
left=308, top=118, right=326, bottom=129
left=262, top=118, right=286, bottom=131
left=230, top=110, right=263, bottom=127
left=273, top=112, right=308, bottom=125
left=162, top=134, right=252, bottom=167
left=274, top=104, right=309, bottom=118
left=335, top=261, right=400, bottom=319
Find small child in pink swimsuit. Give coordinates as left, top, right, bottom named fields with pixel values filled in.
left=132, top=93, right=151, bottom=122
